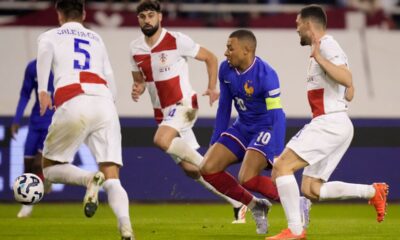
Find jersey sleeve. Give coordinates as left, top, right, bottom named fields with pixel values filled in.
left=176, top=32, right=200, bottom=58
left=264, top=69, right=283, bottom=111
left=320, top=40, right=347, bottom=66
left=37, top=33, right=54, bottom=94
left=210, top=67, right=232, bottom=145
left=13, top=61, right=35, bottom=124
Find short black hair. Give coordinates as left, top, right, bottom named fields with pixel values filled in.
left=55, top=0, right=84, bottom=20
left=229, top=29, right=257, bottom=50
left=136, top=0, right=161, bottom=14
left=299, top=5, right=327, bottom=29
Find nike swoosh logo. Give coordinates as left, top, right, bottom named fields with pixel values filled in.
left=224, top=80, right=231, bottom=84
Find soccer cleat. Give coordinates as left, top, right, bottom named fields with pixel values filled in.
left=299, top=197, right=312, bottom=229
left=83, top=172, right=105, bottom=218
left=17, top=204, right=33, bottom=218
left=369, top=182, right=389, bottom=223
left=232, top=204, right=247, bottom=224
left=250, top=198, right=272, bottom=234
left=120, top=223, right=134, bottom=240
left=266, top=228, right=306, bottom=240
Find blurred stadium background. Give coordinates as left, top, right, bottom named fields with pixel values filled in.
left=0, top=0, right=399, bottom=207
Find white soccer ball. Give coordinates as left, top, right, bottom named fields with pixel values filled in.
left=13, top=173, right=44, bottom=205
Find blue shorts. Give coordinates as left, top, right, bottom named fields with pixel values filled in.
left=24, top=127, right=48, bottom=158
left=217, top=122, right=285, bottom=166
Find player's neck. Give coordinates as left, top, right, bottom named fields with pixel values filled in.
left=145, top=28, right=162, bottom=48
left=238, top=56, right=255, bottom=73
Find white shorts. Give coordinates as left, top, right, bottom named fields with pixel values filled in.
left=160, top=103, right=200, bottom=164
left=160, top=103, right=198, bottom=133
left=43, top=95, right=123, bottom=166
left=286, top=112, right=353, bottom=181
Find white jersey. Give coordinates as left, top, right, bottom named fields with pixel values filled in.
left=37, top=22, right=116, bottom=108
left=306, top=34, right=349, bottom=118
left=129, top=28, right=200, bottom=122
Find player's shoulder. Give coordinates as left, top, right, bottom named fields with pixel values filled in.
left=219, top=60, right=232, bottom=73
left=129, top=35, right=146, bottom=52
left=167, top=29, right=189, bottom=39
left=255, top=57, right=275, bottom=75
left=27, top=59, right=36, bottom=68
left=38, top=27, right=58, bottom=41
left=320, top=35, right=342, bottom=51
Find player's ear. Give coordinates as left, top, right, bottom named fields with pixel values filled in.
left=159, top=12, right=163, bottom=23
left=82, top=10, right=86, bottom=22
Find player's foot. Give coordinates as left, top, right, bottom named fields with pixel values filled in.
left=17, top=204, right=33, bottom=218
left=232, top=204, right=247, bottom=224
left=369, top=182, right=389, bottom=222
left=250, top=198, right=272, bottom=234
left=120, top=223, right=134, bottom=240
left=83, top=172, right=105, bottom=218
left=300, top=196, right=312, bottom=229
left=266, top=228, right=306, bottom=240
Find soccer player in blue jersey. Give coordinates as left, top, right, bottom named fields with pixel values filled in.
left=200, top=29, right=286, bottom=234
left=11, top=59, right=54, bottom=218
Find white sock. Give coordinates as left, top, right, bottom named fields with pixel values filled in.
left=319, top=181, right=375, bottom=201
left=276, top=175, right=303, bottom=235
left=196, top=176, right=243, bottom=208
left=43, top=164, right=94, bottom=186
left=103, top=179, right=131, bottom=228
left=166, top=137, right=203, bottom=166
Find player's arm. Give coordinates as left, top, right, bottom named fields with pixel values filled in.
left=310, top=31, right=353, bottom=89
left=11, top=62, right=35, bottom=138
left=195, top=47, right=219, bottom=106
left=265, top=69, right=283, bottom=112
left=131, top=71, right=146, bottom=102
left=210, top=70, right=232, bottom=145
left=37, top=36, right=54, bottom=116
left=102, top=45, right=117, bottom=102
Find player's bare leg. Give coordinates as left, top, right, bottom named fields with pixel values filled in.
left=239, top=150, right=279, bottom=201
left=201, top=143, right=270, bottom=233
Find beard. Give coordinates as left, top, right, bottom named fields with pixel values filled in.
left=300, top=36, right=310, bottom=46
left=141, top=23, right=159, bottom=37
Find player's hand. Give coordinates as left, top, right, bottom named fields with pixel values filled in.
left=202, top=88, right=219, bottom=106
left=310, top=28, right=321, bottom=59
left=11, top=123, right=19, bottom=139
left=131, top=82, right=145, bottom=102
left=39, top=91, right=53, bottom=116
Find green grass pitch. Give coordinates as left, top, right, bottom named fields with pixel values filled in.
left=0, top=202, right=398, bottom=240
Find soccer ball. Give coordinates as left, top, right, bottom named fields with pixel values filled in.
left=13, top=173, right=44, bottom=205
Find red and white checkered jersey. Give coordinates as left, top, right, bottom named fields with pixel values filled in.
left=129, top=28, right=200, bottom=121
left=37, top=22, right=116, bottom=108
left=307, top=35, right=349, bottom=118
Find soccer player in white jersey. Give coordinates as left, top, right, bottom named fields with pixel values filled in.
left=37, top=1, right=134, bottom=239
left=130, top=0, right=247, bottom=223
left=266, top=5, right=389, bottom=240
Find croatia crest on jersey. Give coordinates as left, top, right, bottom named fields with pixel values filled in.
left=244, top=80, right=254, bottom=97
left=160, top=53, right=167, bottom=64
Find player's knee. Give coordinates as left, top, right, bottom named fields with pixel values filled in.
left=199, top=157, right=214, bottom=175
left=272, top=158, right=286, bottom=175
left=301, top=182, right=320, bottom=200
left=153, top=135, right=169, bottom=151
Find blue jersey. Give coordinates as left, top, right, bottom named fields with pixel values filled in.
left=211, top=57, right=285, bottom=145
left=13, top=59, right=54, bottom=130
